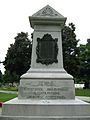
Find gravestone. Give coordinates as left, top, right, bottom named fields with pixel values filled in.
left=0, top=5, right=90, bottom=120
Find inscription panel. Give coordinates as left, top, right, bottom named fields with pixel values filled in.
left=19, top=80, right=74, bottom=99
left=36, top=34, right=58, bottom=65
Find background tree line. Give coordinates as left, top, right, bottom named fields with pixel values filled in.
left=0, top=23, right=90, bottom=88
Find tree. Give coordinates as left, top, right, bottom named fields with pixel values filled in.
left=4, top=32, right=32, bottom=82
left=62, top=23, right=80, bottom=78
left=79, top=39, right=90, bottom=88
left=3, top=71, right=19, bottom=86
left=0, top=70, right=2, bottom=84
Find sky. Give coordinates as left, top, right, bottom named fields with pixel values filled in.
left=0, top=0, right=90, bottom=73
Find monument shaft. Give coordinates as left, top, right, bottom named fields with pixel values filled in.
left=19, top=5, right=75, bottom=100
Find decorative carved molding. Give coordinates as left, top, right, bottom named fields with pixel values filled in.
left=36, top=6, right=58, bottom=16
left=36, top=34, right=58, bottom=65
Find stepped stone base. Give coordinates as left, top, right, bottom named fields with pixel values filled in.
left=0, top=97, right=90, bottom=120
left=19, top=69, right=75, bottom=100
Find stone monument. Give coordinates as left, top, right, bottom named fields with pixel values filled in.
left=0, top=5, right=90, bottom=120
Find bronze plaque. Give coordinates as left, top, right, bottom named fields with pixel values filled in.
left=36, top=34, right=58, bottom=65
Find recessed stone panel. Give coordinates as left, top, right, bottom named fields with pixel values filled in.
left=19, top=80, right=75, bottom=99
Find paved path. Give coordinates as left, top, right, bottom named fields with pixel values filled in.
left=76, top=96, right=90, bottom=102
left=0, top=90, right=18, bottom=94
left=0, top=108, right=2, bottom=115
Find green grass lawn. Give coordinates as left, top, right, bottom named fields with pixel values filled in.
left=0, top=92, right=17, bottom=102
left=75, top=89, right=90, bottom=97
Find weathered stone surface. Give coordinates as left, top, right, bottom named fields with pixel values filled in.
left=20, top=68, right=74, bottom=100
left=32, top=5, right=65, bottom=18
left=1, top=116, right=90, bottom=120
left=21, top=69, right=73, bottom=79
left=0, top=98, right=90, bottom=120
left=18, top=79, right=75, bottom=99
left=28, top=26, right=64, bottom=69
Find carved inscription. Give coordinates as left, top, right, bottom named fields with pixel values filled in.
left=20, top=81, right=70, bottom=99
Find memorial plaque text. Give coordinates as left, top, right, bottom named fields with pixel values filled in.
left=36, top=34, right=58, bottom=65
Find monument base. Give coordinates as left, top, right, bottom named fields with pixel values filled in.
left=0, top=97, right=90, bottom=120
left=19, top=68, right=75, bottom=99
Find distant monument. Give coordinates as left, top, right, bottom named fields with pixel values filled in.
left=0, top=5, right=90, bottom=120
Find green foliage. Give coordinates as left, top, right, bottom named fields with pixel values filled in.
left=62, top=23, right=80, bottom=77
left=0, top=70, right=3, bottom=84
left=3, top=71, right=19, bottom=85
left=79, top=39, right=90, bottom=88
left=4, top=32, right=32, bottom=82
left=0, top=70, right=2, bottom=81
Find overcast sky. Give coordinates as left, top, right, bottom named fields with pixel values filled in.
left=0, top=0, right=90, bottom=73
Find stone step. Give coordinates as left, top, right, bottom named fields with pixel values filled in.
left=0, top=115, right=90, bottom=120
left=1, top=98, right=90, bottom=116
